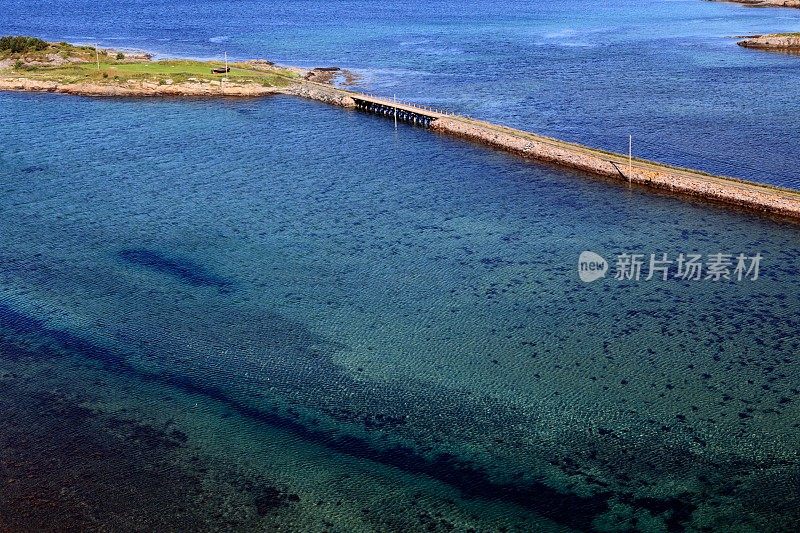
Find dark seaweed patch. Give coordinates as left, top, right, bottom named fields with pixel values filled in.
left=253, top=487, right=301, bottom=517
left=0, top=301, right=616, bottom=530
left=0, top=383, right=209, bottom=530
left=628, top=495, right=698, bottom=533
left=0, top=342, right=307, bottom=530
left=118, top=249, right=230, bottom=289
left=325, top=406, right=408, bottom=429
left=20, top=164, right=47, bottom=174
left=105, top=416, right=188, bottom=450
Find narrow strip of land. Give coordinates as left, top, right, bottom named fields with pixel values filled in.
left=317, top=86, right=800, bottom=220
left=3, top=37, right=800, bottom=221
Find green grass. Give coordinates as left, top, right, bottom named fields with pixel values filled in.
left=0, top=37, right=298, bottom=87
left=0, top=36, right=300, bottom=87
left=3, top=58, right=299, bottom=87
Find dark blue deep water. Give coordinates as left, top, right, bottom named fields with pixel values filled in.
left=1, top=2, right=800, bottom=531
left=3, top=0, right=800, bottom=186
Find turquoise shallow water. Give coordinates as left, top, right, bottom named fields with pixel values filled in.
left=0, top=92, right=798, bottom=530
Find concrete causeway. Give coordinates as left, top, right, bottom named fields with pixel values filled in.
left=307, top=83, right=800, bottom=221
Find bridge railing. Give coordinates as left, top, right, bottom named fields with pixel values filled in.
left=354, top=92, right=458, bottom=117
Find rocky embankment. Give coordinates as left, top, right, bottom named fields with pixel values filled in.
left=430, top=118, right=800, bottom=219
left=281, top=82, right=355, bottom=107
left=737, top=33, right=800, bottom=50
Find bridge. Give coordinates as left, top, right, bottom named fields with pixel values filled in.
left=351, top=95, right=447, bottom=128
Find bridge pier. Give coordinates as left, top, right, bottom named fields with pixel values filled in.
left=352, top=97, right=434, bottom=128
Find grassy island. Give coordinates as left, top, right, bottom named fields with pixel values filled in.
left=0, top=36, right=299, bottom=90
left=10, top=59, right=297, bottom=87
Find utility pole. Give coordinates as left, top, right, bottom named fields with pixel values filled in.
left=394, top=94, right=397, bottom=129
left=95, top=42, right=100, bottom=70
left=221, top=51, right=228, bottom=95
left=628, top=134, right=632, bottom=182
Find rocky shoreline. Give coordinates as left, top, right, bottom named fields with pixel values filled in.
left=0, top=76, right=282, bottom=96
left=710, top=0, right=800, bottom=8
left=0, top=75, right=360, bottom=108
left=737, top=33, right=800, bottom=50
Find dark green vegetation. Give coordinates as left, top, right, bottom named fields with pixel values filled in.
left=0, top=36, right=97, bottom=61
left=0, top=36, right=48, bottom=53
left=0, top=331, right=304, bottom=530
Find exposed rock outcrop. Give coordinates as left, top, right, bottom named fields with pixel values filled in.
left=710, top=0, right=800, bottom=7
left=304, top=67, right=360, bottom=86
left=737, top=33, right=800, bottom=50
left=280, top=82, right=356, bottom=107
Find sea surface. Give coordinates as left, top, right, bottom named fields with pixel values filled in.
left=1, top=1, right=800, bottom=532
left=3, top=0, right=800, bottom=187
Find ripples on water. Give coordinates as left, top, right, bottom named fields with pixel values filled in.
left=3, top=0, right=800, bottom=186
left=0, top=92, right=798, bottom=530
